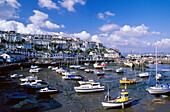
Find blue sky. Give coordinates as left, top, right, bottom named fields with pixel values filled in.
left=0, top=0, right=170, bottom=53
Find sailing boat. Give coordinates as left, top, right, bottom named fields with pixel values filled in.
left=101, top=85, right=133, bottom=109
left=139, top=60, right=149, bottom=78
left=146, top=43, right=170, bottom=95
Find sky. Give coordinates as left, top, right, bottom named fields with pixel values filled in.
left=0, top=0, right=170, bottom=54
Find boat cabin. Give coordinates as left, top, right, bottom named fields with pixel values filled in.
left=117, top=90, right=129, bottom=102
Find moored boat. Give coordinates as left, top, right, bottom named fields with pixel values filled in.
left=139, top=72, right=149, bottom=78
left=116, top=68, right=124, bottom=73
left=96, top=71, right=105, bottom=75
left=8, top=93, right=28, bottom=99
left=37, top=87, right=59, bottom=94
left=84, top=68, right=94, bottom=73
left=101, top=85, right=133, bottom=109
left=11, top=74, right=23, bottom=78
left=93, top=63, right=106, bottom=69
left=62, top=74, right=84, bottom=80
left=74, top=82, right=105, bottom=93
left=119, top=77, right=136, bottom=84
left=78, top=80, right=95, bottom=85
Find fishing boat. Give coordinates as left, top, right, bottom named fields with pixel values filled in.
left=146, top=43, right=170, bottom=95
left=37, top=87, right=59, bottom=94
left=101, top=85, right=133, bottom=109
left=119, top=77, right=136, bottom=84
left=62, top=74, right=84, bottom=80
left=116, top=67, right=124, bottom=73
left=8, top=93, right=28, bottom=99
left=139, top=72, right=149, bottom=78
left=10, top=99, right=38, bottom=111
left=74, top=82, right=105, bottom=93
left=96, top=71, right=105, bottom=75
left=84, top=68, right=94, bottom=73
left=11, top=74, right=23, bottom=78
left=78, top=80, right=95, bottom=85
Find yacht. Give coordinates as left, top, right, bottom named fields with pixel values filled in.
left=74, top=82, right=105, bottom=93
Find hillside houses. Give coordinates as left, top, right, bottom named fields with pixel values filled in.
left=0, top=30, right=122, bottom=63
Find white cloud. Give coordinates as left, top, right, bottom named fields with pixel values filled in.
left=98, top=11, right=115, bottom=20
left=0, top=20, right=54, bottom=34
left=0, top=0, right=21, bottom=9
left=99, top=23, right=120, bottom=32
left=105, top=11, right=115, bottom=16
left=98, top=13, right=104, bottom=20
left=156, top=38, right=170, bottom=48
left=29, top=10, right=64, bottom=30
left=73, top=31, right=91, bottom=40
left=58, top=0, right=85, bottom=12
left=114, top=24, right=152, bottom=38
left=38, top=0, right=59, bottom=9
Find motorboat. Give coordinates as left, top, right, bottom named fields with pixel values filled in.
left=69, top=65, right=81, bottom=69
left=62, top=71, right=76, bottom=76
left=84, top=68, right=94, bottom=73
left=37, top=87, right=59, bottom=94
left=10, top=99, right=38, bottom=111
left=52, top=67, right=59, bottom=71
left=147, top=83, right=170, bottom=95
left=96, top=71, right=105, bottom=76
left=69, top=65, right=76, bottom=69
left=56, top=68, right=66, bottom=74
left=11, top=74, right=23, bottom=78
left=119, top=77, right=136, bottom=84
left=8, top=93, right=28, bottom=99
left=20, top=79, right=43, bottom=86
left=20, top=76, right=38, bottom=82
left=30, top=65, right=40, bottom=70
left=101, top=85, right=133, bottom=109
left=139, top=72, right=149, bottom=78
left=29, top=68, right=39, bottom=73
left=93, top=63, right=105, bottom=69
left=103, top=67, right=112, bottom=71
left=116, top=68, right=124, bottom=73
left=124, top=61, right=133, bottom=68
left=79, top=66, right=87, bottom=70
left=78, top=80, right=95, bottom=85
left=29, top=82, right=48, bottom=89
left=74, top=82, right=105, bottom=93
left=62, top=74, right=84, bottom=80
left=84, top=63, right=90, bottom=66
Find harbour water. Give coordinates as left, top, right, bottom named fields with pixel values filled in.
left=0, top=63, right=170, bottom=112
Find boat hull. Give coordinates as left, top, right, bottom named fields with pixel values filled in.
left=101, top=99, right=133, bottom=109
left=75, top=88, right=105, bottom=93
left=147, top=88, right=170, bottom=95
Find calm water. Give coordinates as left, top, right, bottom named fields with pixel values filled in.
left=0, top=63, right=170, bottom=112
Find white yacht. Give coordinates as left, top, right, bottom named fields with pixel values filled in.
left=139, top=72, right=149, bottom=78
left=37, top=87, right=59, bottom=94
left=74, top=82, right=105, bottom=93
left=116, top=67, right=124, bottom=73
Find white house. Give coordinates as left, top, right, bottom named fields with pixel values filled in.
left=1, top=53, right=26, bottom=62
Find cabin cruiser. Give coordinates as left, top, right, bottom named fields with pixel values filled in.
left=74, top=82, right=105, bottom=93
left=37, top=87, right=59, bottom=94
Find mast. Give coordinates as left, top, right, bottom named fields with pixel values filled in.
left=107, top=85, right=109, bottom=101
left=156, top=43, right=158, bottom=79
